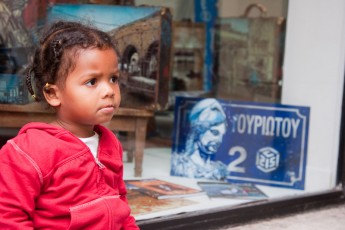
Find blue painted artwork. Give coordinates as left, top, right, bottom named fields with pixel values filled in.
left=171, top=97, right=310, bottom=190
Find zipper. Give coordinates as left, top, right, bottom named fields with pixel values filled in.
left=95, top=158, right=105, bottom=184
left=95, top=157, right=105, bottom=169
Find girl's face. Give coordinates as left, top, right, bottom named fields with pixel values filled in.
left=55, top=48, right=120, bottom=136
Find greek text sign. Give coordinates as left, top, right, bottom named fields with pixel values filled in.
left=171, top=97, right=310, bottom=190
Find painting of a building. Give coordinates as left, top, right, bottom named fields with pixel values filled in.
left=108, top=8, right=171, bottom=109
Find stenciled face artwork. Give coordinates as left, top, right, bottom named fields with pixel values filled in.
left=197, top=122, right=227, bottom=155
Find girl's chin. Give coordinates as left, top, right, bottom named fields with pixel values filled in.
left=98, top=116, right=114, bottom=125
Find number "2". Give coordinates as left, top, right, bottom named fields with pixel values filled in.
left=227, top=146, right=247, bottom=173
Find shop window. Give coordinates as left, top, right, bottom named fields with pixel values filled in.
left=1, top=1, right=345, bottom=229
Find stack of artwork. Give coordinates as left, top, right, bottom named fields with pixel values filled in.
left=125, top=178, right=202, bottom=216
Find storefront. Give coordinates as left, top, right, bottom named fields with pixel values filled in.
left=0, top=0, right=345, bottom=229
left=136, top=1, right=345, bottom=229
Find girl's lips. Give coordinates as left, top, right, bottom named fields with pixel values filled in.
left=99, top=106, right=115, bottom=114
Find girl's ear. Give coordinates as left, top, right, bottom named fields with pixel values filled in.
left=43, top=84, right=61, bottom=107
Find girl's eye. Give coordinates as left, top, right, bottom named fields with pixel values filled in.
left=86, top=79, right=96, bottom=86
left=110, top=75, right=119, bottom=84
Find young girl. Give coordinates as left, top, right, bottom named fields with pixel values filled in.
left=0, top=20, right=139, bottom=229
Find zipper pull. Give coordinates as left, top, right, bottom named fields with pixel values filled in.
left=95, top=158, right=105, bottom=169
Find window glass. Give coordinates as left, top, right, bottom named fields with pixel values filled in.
left=0, top=0, right=344, bottom=223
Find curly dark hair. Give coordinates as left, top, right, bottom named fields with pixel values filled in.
left=26, top=20, right=117, bottom=103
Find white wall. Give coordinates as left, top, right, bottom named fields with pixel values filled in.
left=282, top=0, right=345, bottom=191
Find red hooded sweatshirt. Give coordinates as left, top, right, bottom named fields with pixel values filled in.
left=0, top=122, right=139, bottom=229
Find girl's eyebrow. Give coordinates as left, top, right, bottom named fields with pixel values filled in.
left=112, top=71, right=120, bottom=77
left=82, top=70, right=118, bottom=77
left=81, top=69, right=102, bottom=75
left=79, top=73, right=102, bottom=82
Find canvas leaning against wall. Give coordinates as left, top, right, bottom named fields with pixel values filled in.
left=214, top=4, right=285, bottom=103
left=170, top=96, right=310, bottom=190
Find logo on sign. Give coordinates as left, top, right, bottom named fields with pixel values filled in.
left=256, top=147, right=280, bottom=173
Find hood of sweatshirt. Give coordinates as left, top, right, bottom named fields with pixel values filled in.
left=12, top=122, right=97, bottom=177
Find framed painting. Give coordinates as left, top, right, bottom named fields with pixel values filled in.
left=214, top=5, right=285, bottom=103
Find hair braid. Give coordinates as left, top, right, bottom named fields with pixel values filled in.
left=25, top=68, right=37, bottom=101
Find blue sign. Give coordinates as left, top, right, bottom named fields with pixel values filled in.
left=171, top=97, right=310, bottom=190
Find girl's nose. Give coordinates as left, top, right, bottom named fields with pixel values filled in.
left=102, top=82, right=115, bottom=98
